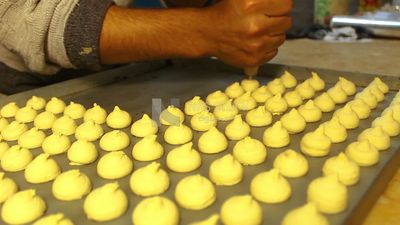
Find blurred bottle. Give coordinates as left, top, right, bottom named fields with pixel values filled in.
left=359, top=0, right=381, bottom=12
left=315, top=0, right=350, bottom=24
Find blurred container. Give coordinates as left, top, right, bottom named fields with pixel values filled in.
left=315, top=0, right=350, bottom=24
left=359, top=0, right=381, bottom=12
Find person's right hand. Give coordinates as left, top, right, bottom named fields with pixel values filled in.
left=201, top=0, right=292, bottom=67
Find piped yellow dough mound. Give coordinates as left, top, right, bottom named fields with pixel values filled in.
left=225, top=82, right=244, bottom=99
left=298, top=100, right=322, bottom=122
left=382, top=106, right=400, bottom=123
left=372, top=113, right=400, bottom=136
left=265, top=93, right=288, bottom=115
left=25, top=153, right=61, bottom=184
left=334, top=104, right=360, bottom=129
left=99, top=130, right=130, bottom=151
left=221, top=195, right=262, bottom=225
left=42, top=132, right=71, bottom=155
left=84, top=182, right=128, bottom=222
left=1, top=145, right=33, bottom=172
left=233, top=136, right=267, bottom=165
left=52, top=115, right=77, bottom=136
left=184, top=96, right=207, bottom=116
left=18, top=127, right=46, bottom=149
left=167, top=142, right=201, bottom=173
left=97, top=151, right=133, bottom=179
left=245, top=106, right=272, bottom=127
left=283, top=91, right=303, bottom=108
left=251, top=86, right=272, bottom=103
left=67, top=139, right=98, bottom=165
left=321, top=116, right=347, bottom=143
left=241, top=79, right=260, bottom=92
left=190, top=110, right=217, bottom=131
left=358, top=126, right=390, bottom=151
left=273, top=149, right=308, bottom=178
left=0, top=117, right=9, bottom=132
left=64, top=102, right=86, bottom=119
left=129, top=162, right=169, bottom=197
left=1, top=102, right=19, bottom=118
left=130, top=114, right=158, bottom=137
left=34, top=111, right=56, bottom=130
left=164, top=123, right=193, bottom=145
left=327, top=84, right=348, bottom=104
left=338, top=77, right=357, bottom=95
left=366, top=84, right=385, bottom=102
left=345, top=140, right=379, bottom=166
left=132, top=196, right=179, bottom=225
left=52, top=170, right=91, bottom=201
left=267, top=78, right=286, bottom=95
left=1, top=121, right=28, bottom=141
left=282, top=203, right=330, bottom=225
left=0, top=142, right=9, bottom=160
left=234, top=91, right=257, bottom=111
left=281, top=71, right=297, bottom=88
left=263, top=121, right=290, bottom=148
left=225, top=115, right=250, bottom=140
left=314, top=92, right=336, bottom=112
left=308, top=72, right=325, bottom=91
left=301, top=126, right=331, bottom=157
left=355, top=90, right=378, bottom=109
left=213, top=99, right=239, bottom=121
left=323, top=153, right=360, bottom=186
left=0, top=172, right=18, bottom=204
left=83, top=103, right=107, bottom=124
left=307, top=175, right=348, bottom=214
left=198, top=126, right=228, bottom=154
left=206, top=90, right=229, bottom=107
left=33, top=213, right=74, bottom=225
left=175, top=174, right=216, bottom=210
left=347, top=99, right=371, bottom=119
left=45, top=97, right=66, bottom=114
left=75, top=120, right=104, bottom=141
left=106, top=106, right=132, bottom=129
left=372, top=77, right=389, bottom=93
left=189, top=214, right=219, bottom=225
left=281, top=109, right=306, bottom=134
left=132, top=135, right=164, bottom=161
left=209, top=154, right=243, bottom=186
left=160, top=105, right=185, bottom=125
left=26, top=96, right=46, bottom=110
left=250, top=169, right=291, bottom=203
left=1, top=189, right=46, bottom=225
left=15, top=106, right=37, bottom=123
left=295, top=80, right=315, bottom=100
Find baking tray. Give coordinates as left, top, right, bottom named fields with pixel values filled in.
left=0, top=58, right=399, bottom=225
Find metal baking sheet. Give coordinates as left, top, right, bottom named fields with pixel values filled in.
left=1, top=59, right=399, bottom=225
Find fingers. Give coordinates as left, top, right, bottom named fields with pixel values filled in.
left=242, top=0, right=293, bottom=16
left=243, top=34, right=285, bottom=55
left=246, top=15, right=292, bottom=37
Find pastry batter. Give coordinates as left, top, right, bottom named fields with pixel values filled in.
left=345, top=140, right=379, bottom=167
left=298, top=100, right=322, bottom=122
left=52, top=169, right=91, bottom=201
left=283, top=91, right=303, bottom=108
left=1, top=121, right=28, bottom=141
left=25, top=153, right=61, bottom=184
left=26, top=96, right=46, bottom=110
left=220, top=195, right=262, bottom=225
left=245, top=106, right=272, bottom=127
left=308, top=72, right=325, bottom=91
left=15, top=106, right=37, bottom=123
left=233, top=136, right=267, bottom=166
left=0, top=102, right=19, bottom=118
left=251, top=86, right=273, bottom=103
left=206, top=90, right=229, bottom=107
left=250, top=169, right=291, bottom=203
left=190, top=110, right=217, bottom=131
left=99, top=130, right=130, bottom=151
left=347, top=99, right=371, bottom=119
left=83, top=103, right=107, bottom=124
left=372, top=113, right=400, bottom=136
left=280, top=109, right=306, bottom=134
left=1, top=145, right=33, bottom=172
left=225, top=82, right=244, bottom=99
left=281, top=70, right=297, bottom=88
left=189, top=214, right=219, bottom=225
left=67, top=139, right=98, bottom=165
left=106, top=106, right=132, bottom=129
left=75, top=120, right=104, bottom=141
left=209, top=154, right=243, bottom=186
left=0, top=141, right=9, bottom=160
left=45, top=97, right=66, bottom=114
left=132, top=196, right=179, bottom=225
left=130, top=114, right=158, bottom=137
left=64, top=102, right=86, bottom=119
left=0, top=117, right=8, bottom=131
left=34, top=111, right=57, bottom=130
left=372, top=77, right=389, bottom=93
left=164, top=123, right=193, bottom=145
left=166, top=142, right=201, bottom=173
left=282, top=203, right=329, bottom=225
left=213, top=99, right=239, bottom=121
left=160, top=105, right=185, bottom=125
left=267, top=78, right=286, bottom=95
left=234, top=91, right=257, bottom=111
left=321, top=116, right=347, bottom=143
left=358, top=126, right=390, bottom=151
left=334, top=105, right=360, bottom=129
left=314, top=92, right=335, bottom=112
left=338, top=77, right=357, bottom=95
left=0, top=172, right=18, bottom=204
left=265, top=93, right=288, bottom=115
left=52, top=115, right=77, bottom=136
left=42, top=132, right=71, bottom=155
left=225, top=115, right=251, bottom=140
left=32, top=213, right=74, bottom=225
left=97, top=151, right=133, bottom=179
left=18, top=127, right=46, bottom=149
left=132, top=134, right=164, bottom=161
left=355, top=90, right=378, bottom=109
left=241, top=79, right=260, bottom=92
left=322, top=153, right=360, bottom=186
left=198, top=126, right=228, bottom=154
left=273, top=149, right=308, bottom=178
left=129, top=162, right=170, bottom=197
left=327, top=84, right=348, bottom=104
left=184, top=96, right=208, bottom=116
left=295, top=80, right=315, bottom=100
left=262, top=121, right=290, bottom=148
left=300, top=126, right=331, bottom=157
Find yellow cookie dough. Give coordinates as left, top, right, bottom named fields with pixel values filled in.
left=190, top=110, right=217, bottom=131
left=307, top=175, right=348, bottom=214
left=75, top=120, right=104, bottom=141
left=184, top=96, right=208, bottom=116
left=1, top=145, right=33, bottom=172
left=106, top=106, right=132, bottom=129
left=234, top=91, right=257, bottom=111
left=64, top=102, right=86, bottom=119
left=338, top=76, right=357, bottom=95
left=358, top=126, right=390, bottom=151
left=225, top=114, right=250, bottom=140
left=198, top=126, right=228, bottom=154
left=250, top=169, right=291, bottom=203
left=1, top=189, right=46, bottom=225
left=0, top=117, right=8, bottom=132
left=295, top=80, right=315, bottom=100
left=206, top=90, right=229, bottom=107
left=283, top=90, right=303, bottom=108
left=301, top=126, right=332, bottom=157
left=382, top=106, right=400, bottom=123
left=281, top=70, right=297, bottom=88
left=321, top=116, right=347, bottom=143
left=26, top=96, right=46, bottom=110
left=67, top=139, right=98, bottom=165
left=0, top=102, right=19, bottom=118
left=42, top=132, right=71, bottom=155
left=0, top=172, right=18, bottom=204
left=52, top=169, right=91, bottom=201
left=164, top=123, right=193, bottom=145
left=366, top=84, right=385, bottom=102
left=0, top=142, right=10, bottom=160
left=372, top=113, right=400, bottom=136
left=175, top=174, right=216, bottom=210
left=130, top=114, right=158, bottom=137
left=160, top=105, right=185, bottom=126
left=166, top=142, right=201, bottom=173
left=209, top=154, right=243, bottom=186
left=83, top=182, right=128, bottom=221
left=83, top=103, right=107, bottom=124
left=132, top=196, right=179, bottom=225
left=34, top=111, right=57, bottom=130
left=189, top=214, right=219, bottom=225
left=345, top=140, right=379, bottom=166
left=25, top=153, right=61, bottom=184
left=273, top=149, right=309, bottom=178
left=52, top=115, right=77, bottom=136
left=308, top=72, right=325, bottom=91
left=347, top=98, right=371, bottom=119
left=314, top=92, right=336, bottom=112
left=15, top=106, right=37, bottom=123
left=129, top=162, right=169, bottom=197
left=280, top=108, right=306, bottom=134
left=213, top=99, right=238, bottom=121
left=372, top=77, right=389, bottom=93
left=327, top=83, right=348, bottom=104
left=45, top=97, right=66, bottom=114
left=298, top=100, right=322, bottom=122
left=32, top=213, right=74, bottom=225
left=225, top=82, right=244, bottom=99
left=1, top=121, right=28, bottom=141
left=263, top=121, right=290, bottom=148
left=241, top=79, right=260, bottom=92
left=233, top=136, right=267, bottom=166
left=99, top=130, right=130, bottom=151
left=282, top=203, right=329, bottom=225
left=245, top=106, right=272, bottom=127
left=97, top=151, right=133, bottom=179
left=323, top=153, right=360, bottom=186
left=18, top=127, right=46, bottom=149
left=355, top=90, right=378, bottom=109
left=334, top=104, right=360, bottom=129
left=251, top=86, right=273, bottom=103
left=265, top=93, right=288, bottom=115
left=132, top=135, right=164, bottom=161
left=220, top=195, right=262, bottom=225
left=267, top=78, right=286, bottom=95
